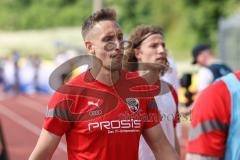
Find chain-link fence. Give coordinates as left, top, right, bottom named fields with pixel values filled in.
left=219, top=14, right=240, bottom=71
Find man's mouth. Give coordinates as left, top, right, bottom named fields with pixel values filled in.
left=156, top=57, right=166, bottom=62
left=110, top=53, right=123, bottom=59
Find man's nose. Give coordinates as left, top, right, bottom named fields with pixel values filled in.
left=158, top=45, right=165, bottom=53
left=114, top=40, right=121, bottom=50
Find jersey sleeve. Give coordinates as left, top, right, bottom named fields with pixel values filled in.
left=143, top=98, right=161, bottom=130
left=187, top=80, right=231, bottom=158
left=43, top=92, right=73, bottom=136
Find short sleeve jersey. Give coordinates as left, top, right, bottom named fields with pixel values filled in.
left=43, top=70, right=160, bottom=160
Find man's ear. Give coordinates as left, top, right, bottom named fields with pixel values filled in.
left=85, top=41, right=95, bottom=55
left=134, top=48, right=141, bottom=60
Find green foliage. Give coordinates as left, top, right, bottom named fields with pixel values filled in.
left=0, top=0, right=91, bottom=30
left=108, top=0, right=240, bottom=59
left=0, top=0, right=240, bottom=60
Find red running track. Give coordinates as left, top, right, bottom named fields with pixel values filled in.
left=0, top=94, right=67, bottom=160
left=0, top=94, right=189, bottom=160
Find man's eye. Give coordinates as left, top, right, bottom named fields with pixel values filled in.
left=103, top=36, right=113, bottom=42
left=118, top=35, right=123, bottom=41
left=150, top=44, right=158, bottom=48
left=162, top=42, right=166, bottom=48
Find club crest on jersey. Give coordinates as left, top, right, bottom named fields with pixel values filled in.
left=126, top=98, right=139, bottom=113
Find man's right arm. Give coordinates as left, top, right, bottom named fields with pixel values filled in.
left=29, top=129, right=61, bottom=160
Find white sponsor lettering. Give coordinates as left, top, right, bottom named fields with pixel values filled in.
left=88, top=122, right=99, bottom=131
left=88, top=119, right=141, bottom=131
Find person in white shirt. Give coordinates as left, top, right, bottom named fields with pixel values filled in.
left=191, top=44, right=232, bottom=92
left=125, top=25, right=180, bottom=159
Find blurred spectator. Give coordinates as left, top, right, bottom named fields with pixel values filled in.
left=19, top=55, right=35, bottom=93
left=36, top=60, right=54, bottom=94
left=30, top=55, right=41, bottom=90
left=55, top=49, right=78, bottom=66
left=192, top=44, right=232, bottom=92
left=2, top=55, right=17, bottom=93
left=2, top=52, right=53, bottom=94
left=21, top=55, right=53, bottom=94
left=0, top=57, right=4, bottom=99
left=55, top=49, right=78, bottom=84
left=0, top=58, right=3, bottom=85
left=12, top=51, right=20, bottom=93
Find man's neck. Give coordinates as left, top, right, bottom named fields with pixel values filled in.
left=90, top=67, right=120, bottom=86
left=206, top=56, right=219, bottom=66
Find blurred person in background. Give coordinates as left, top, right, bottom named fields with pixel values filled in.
left=12, top=51, right=20, bottom=93
left=2, top=52, right=19, bottom=94
left=0, top=57, right=3, bottom=84
left=0, top=57, right=3, bottom=87
left=55, top=49, right=78, bottom=66
left=19, top=55, right=36, bottom=93
left=35, top=59, right=54, bottom=94
left=186, top=70, right=240, bottom=160
left=25, top=54, right=52, bottom=94
left=55, top=49, right=78, bottom=84
left=29, top=55, right=41, bottom=91
left=0, top=57, right=4, bottom=99
left=191, top=44, right=232, bottom=92
left=2, top=52, right=52, bottom=94
left=125, top=25, right=180, bottom=159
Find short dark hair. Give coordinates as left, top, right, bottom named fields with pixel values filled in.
left=191, top=44, right=211, bottom=64
left=81, top=8, right=117, bottom=40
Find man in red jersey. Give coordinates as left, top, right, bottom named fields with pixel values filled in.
left=29, top=8, right=178, bottom=160
left=187, top=71, right=240, bottom=160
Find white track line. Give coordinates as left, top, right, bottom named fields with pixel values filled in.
left=16, top=95, right=46, bottom=114
left=0, top=104, right=67, bottom=152
left=23, top=95, right=49, bottom=106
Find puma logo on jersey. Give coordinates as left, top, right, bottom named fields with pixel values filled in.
left=87, top=99, right=100, bottom=108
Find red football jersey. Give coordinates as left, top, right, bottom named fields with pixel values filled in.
left=44, top=70, right=160, bottom=160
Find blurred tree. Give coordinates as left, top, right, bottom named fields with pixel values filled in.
left=0, top=0, right=91, bottom=30
left=0, top=0, right=240, bottom=59
left=181, top=0, right=240, bottom=44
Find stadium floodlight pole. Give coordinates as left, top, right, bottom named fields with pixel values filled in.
left=93, top=0, right=103, bottom=13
